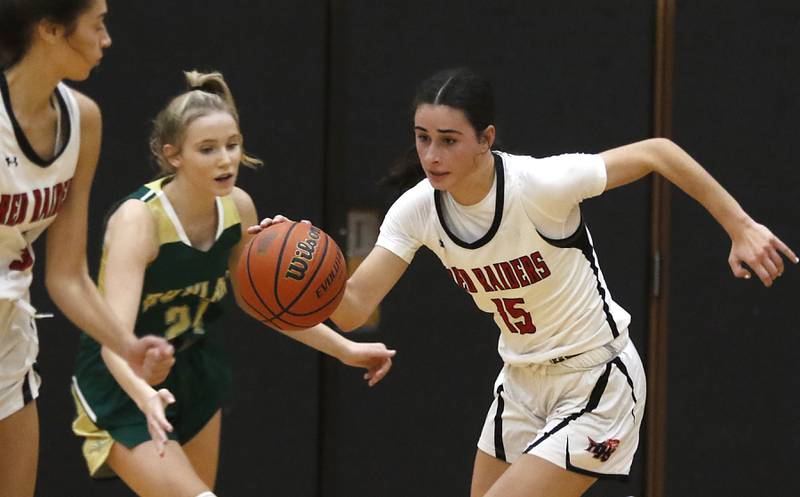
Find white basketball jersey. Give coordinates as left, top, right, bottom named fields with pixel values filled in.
left=377, top=151, right=631, bottom=365
left=0, top=75, right=80, bottom=299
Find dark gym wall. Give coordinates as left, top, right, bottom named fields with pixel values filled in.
left=321, top=2, right=654, bottom=497
left=24, top=2, right=799, bottom=497
left=668, top=2, right=799, bottom=497
left=34, top=1, right=327, bottom=496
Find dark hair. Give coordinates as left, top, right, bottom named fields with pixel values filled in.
left=382, top=67, right=496, bottom=190
left=414, top=67, right=495, bottom=133
left=0, top=0, right=93, bottom=67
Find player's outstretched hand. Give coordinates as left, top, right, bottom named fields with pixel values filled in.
left=339, top=342, right=396, bottom=387
left=141, top=388, right=175, bottom=457
left=246, top=214, right=311, bottom=235
left=729, top=220, right=798, bottom=287
left=126, top=336, right=175, bottom=380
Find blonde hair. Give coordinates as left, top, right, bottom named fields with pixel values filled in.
left=149, top=70, right=262, bottom=177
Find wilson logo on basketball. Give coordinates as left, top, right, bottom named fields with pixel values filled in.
left=285, top=226, right=321, bottom=280
left=315, top=252, right=343, bottom=298
left=236, top=221, right=348, bottom=331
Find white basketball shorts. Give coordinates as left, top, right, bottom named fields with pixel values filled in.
left=477, top=336, right=646, bottom=479
left=0, top=296, right=41, bottom=420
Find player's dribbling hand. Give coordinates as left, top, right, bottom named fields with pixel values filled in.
left=246, top=214, right=311, bottom=235
left=339, top=342, right=396, bottom=387
left=126, top=336, right=175, bottom=380
left=728, top=220, right=798, bottom=287
left=141, top=388, right=175, bottom=457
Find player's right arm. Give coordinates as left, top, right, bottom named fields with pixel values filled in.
left=45, top=90, right=173, bottom=375
left=601, top=138, right=797, bottom=286
left=96, top=200, right=176, bottom=454
left=330, top=246, right=408, bottom=331
left=232, top=190, right=396, bottom=386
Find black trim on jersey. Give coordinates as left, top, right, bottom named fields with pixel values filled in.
left=539, top=218, right=620, bottom=339
left=434, top=152, right=504, bottom=249
left=524, top=363, right=611, bottom=453
left=0, top=72, right=72, bottom=167
left=494, top=384, right=507, bottom=462
left=564, top=438, right=630, bottom=481
left=612, top=357, right=638, bottom=421
left=535, top=214, right=586, bottom=249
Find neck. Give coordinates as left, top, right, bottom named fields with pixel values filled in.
left=163, top=175, right=217, bottom=225
left=450, top=151, right=495, bottom=206
left=4, top=52, right=63, bottom=117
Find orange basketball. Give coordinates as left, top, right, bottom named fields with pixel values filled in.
left=236, top=221, right=347, bottom=331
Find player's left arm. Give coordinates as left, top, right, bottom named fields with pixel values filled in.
left=227, top=188, right=395, bottom=386
left=44, top=90, right=173, bottom=374
left=601, top=138, right=797, bottom=286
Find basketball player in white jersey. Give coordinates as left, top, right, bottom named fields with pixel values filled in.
left=0, top=1, right=174, bottom=496
left=253, top=67, right=797, bottom=497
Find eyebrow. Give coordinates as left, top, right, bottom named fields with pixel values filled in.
left=196, top=134, right=242, bottom=144
left=414, top=125, right=463, bottom=135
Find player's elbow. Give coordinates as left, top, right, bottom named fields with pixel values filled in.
left=644, top=138, right=681, bottom=169
left=44, top=265, right=69, bottom=301
left=330, top=305, right=369, bottom=332
left=332, top=282, right=386, bottom=332
left=44, top=261, right=88, bottom=305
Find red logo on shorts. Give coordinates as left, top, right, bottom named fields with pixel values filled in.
left=586, top=437, right=620, bottom=461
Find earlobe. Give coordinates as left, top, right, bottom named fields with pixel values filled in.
left=479, top=125, right=496, bottom=152
left=484, top=125, right=496, bottom=150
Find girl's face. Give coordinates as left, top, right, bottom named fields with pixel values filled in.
left=414, top=104, right=492, bottom=201
left=55, top=0, right=112, bottom=80
left=167, top=111, right=243, bottom=198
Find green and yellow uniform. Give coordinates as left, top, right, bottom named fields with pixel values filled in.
left=71, top=177, right=241, bottom=478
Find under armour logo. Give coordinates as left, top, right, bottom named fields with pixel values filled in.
left=5, top=156, right=19, bottom=167
left=439, top=239, right=444, bottom=248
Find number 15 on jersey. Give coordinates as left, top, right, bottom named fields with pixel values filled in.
left=491, top=297, right=536, bottom=334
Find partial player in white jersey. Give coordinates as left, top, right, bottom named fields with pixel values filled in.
left=252, top=67, right=797, bottom=497
left=0, top=2, right=173, bottom=496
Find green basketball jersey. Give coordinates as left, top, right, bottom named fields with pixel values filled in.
left=72, top=177, right=242, bottom=448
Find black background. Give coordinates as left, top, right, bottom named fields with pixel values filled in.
left=23, top=1, right=799, bottom=496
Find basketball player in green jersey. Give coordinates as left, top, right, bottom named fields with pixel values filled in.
left=71, top=70, right=395, bottom=497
